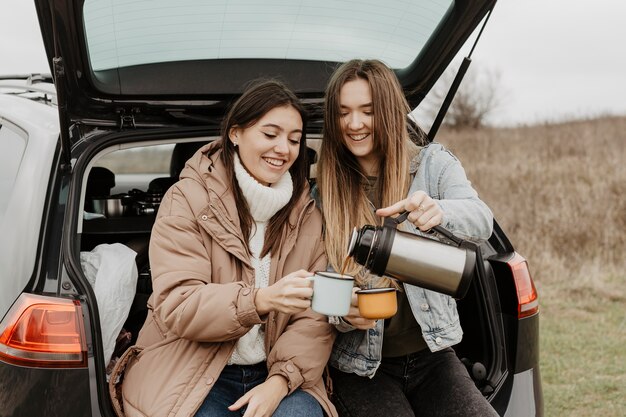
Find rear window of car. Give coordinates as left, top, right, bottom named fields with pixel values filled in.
left=83, top=0, right=453, bottom=71
left=0, top=124, right=27, bottom=222
left=94, top=144, right=173, bottom=194
left=95, top=144, right=173, bottom=175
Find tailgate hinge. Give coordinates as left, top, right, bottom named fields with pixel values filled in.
left=118, top=109, right=137, bottom=130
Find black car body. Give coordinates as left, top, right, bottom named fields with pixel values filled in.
left=0, top=1, right=542, bottom=416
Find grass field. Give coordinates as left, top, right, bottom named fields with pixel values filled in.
left=438, top=116, right=626, bottom=417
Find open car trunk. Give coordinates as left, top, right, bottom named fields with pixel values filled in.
left=69, top=132, right=512, bottom=411
left=29, top=0, right=539, bottom=414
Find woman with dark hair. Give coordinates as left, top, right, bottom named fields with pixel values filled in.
left=316, top=59, right=497, bottom=417
left=111, top=80, right=337, bottom=417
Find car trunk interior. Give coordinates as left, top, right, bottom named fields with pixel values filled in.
left=73, top=135, right=507, bottom=401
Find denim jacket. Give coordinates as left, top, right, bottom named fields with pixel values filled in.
left=322, top=142, right=493, bottom=378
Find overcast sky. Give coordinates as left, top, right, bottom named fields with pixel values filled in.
left=1, top=0, right=625, bottom=126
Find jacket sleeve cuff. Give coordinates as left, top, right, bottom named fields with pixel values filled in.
left=236, top=287, right=264, bottom=328
left=329, top=315, right=357, bottom=333
left=267, top=360, right=304, bottom=395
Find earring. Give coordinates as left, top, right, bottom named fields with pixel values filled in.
left=233, top=141, right=238, bottom=147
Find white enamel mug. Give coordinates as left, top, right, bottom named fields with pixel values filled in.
left=307, top=272, right=355, bottom=316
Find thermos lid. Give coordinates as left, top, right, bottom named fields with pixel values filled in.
left=347, top=227, right=359, bottom=257
left=348, top=225, right=378, bottom=268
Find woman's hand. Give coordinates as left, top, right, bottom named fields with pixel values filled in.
left=255, top=269, right=313, bottom=316
left=342, top=288, right=377, bottom=330
left=228, top=375, right=288, bottom=417
left=376, top=191, right=443, bottom=232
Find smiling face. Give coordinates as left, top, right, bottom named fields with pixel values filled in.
left=339, top=78, right=378, bottom=176
left=229, top=105, right=303, bottom=186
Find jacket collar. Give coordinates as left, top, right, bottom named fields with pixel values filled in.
left=179, top=140, right=315, bottom=270
left=181, top=141, right=252, bottom=268
left=409, top=142, right=425, bottom=175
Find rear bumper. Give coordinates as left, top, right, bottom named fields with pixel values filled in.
left=503, top=368, right=543, bottom=417
left=515, top=313, right=540, bottom=373
left=493, top=313, right=543, bottom=416
left=0, top=360, right=91, bottom=417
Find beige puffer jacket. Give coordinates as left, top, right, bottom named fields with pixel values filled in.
left=110, top=142, right=337, bottom=417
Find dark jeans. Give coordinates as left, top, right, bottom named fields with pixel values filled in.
left=329, top=348, right=498, bottom=417
left=194, top=362, right=323, bottom=417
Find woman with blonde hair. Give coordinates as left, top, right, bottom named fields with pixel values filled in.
left=316, top=59, right=497, bottom=417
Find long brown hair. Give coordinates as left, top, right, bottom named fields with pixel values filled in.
left=214, top=79, right=309, bottom=257
left=318, top=59, right=417, bottom=286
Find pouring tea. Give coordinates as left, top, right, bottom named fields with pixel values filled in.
left=346, top=211, right=478, bottom=299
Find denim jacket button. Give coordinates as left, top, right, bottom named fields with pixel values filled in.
left=286, top=364, right=295, bottom=373
left=206, top=376, right=214, bottom=385
left=435, top=337, right=443, bottom=345
left=201, top=214, right=208, bottom=221
left=420, top=303, right=430, bottom=311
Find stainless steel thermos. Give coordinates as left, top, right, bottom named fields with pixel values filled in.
left=346, top=212, right=477, bottom=299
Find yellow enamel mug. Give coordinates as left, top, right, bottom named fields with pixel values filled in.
left=356, top=287, right=397, bottom=319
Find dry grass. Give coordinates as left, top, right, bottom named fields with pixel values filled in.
left=438, top=116, right=626, bottom=417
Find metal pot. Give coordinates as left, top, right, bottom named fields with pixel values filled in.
left=91, top=194, right=130, bottom=217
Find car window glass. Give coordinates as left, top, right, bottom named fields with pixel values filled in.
left=83, top=0, right=453, bottom=71
left=96, top=144, right=173, bottom=174
left=0, top=124, right=27, bottom=222
left=94, top=144, right=174, bottom=194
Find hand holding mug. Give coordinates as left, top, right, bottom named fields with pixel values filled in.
left=307, top=272, right=354, bottom=316
left=255, top=269, right=313, bottom=315
left=342, top=288, right=377, bottom=330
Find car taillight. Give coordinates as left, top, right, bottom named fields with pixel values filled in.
left=0, top=293, right=87, bottom=368
left=507, top=253, right=539, bottom=318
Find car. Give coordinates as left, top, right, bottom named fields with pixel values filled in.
left=0, top=0, right=542, bottom=416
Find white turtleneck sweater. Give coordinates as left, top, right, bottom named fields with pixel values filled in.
left=228, top=154, right=293, bottom=365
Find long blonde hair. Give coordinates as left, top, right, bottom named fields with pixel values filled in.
left=318, top=59, right=418, bottom=287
